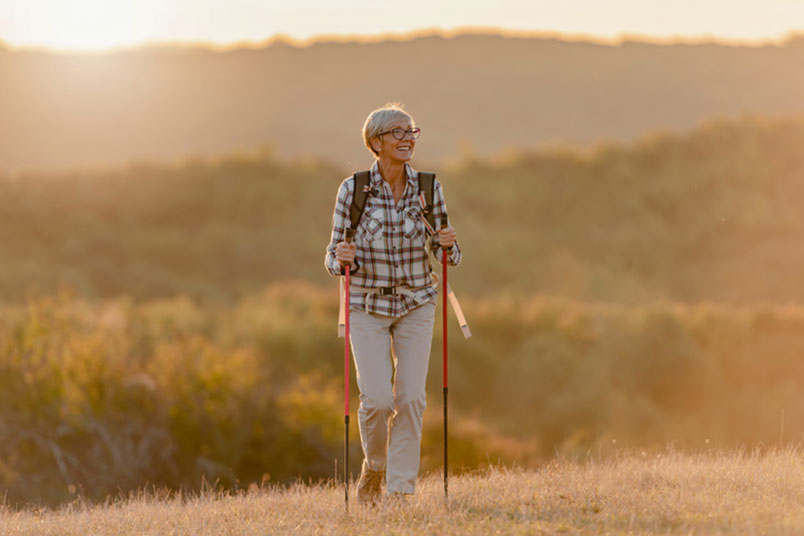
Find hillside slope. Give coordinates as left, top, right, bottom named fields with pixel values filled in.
left=2, top=33, right=804, bottom=171
left=1, top=115, right=803, bottom=304
left=3, top=450, right=804, bottom=534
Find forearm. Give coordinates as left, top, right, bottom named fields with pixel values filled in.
left=324, top=178, right=357, bottom=276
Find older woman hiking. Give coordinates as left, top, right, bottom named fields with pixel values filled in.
left=324, top=103, right=461, bottom=505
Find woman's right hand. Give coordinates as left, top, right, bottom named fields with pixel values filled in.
left=335, top=241, right=357, bottom=266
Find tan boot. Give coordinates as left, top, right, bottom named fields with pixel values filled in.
left=356, top=465, right=385, bottom=506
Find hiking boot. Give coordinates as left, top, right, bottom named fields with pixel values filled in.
left=357, top=466, right=385, bottom=506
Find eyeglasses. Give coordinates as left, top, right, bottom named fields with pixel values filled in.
left=378, top=127, right=421, bottom=140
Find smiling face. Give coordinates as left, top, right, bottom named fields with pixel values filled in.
left=372, top=120, right=417, bottom=163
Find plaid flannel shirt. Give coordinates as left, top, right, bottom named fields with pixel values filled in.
left=325, top=161, right=461, bottom=317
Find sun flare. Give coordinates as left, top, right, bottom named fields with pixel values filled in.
left=12, top=0, right=160, bottom=51
left=2, top=0, right=803, bottom=53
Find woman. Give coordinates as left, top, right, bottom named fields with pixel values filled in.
left=324, top=103, right=460, bottom=504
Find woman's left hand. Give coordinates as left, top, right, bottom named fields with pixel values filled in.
left=438, top=226, right=457, bottom=249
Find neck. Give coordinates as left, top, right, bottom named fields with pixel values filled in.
left=377, top=158, right=407, bottom=187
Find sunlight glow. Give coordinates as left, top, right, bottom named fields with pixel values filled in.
left=3, top=0, right=165, bottom=51
left=1, top=0, right=802, bottom=52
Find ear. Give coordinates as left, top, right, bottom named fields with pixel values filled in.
left=371, top=137, right=382, bottom=153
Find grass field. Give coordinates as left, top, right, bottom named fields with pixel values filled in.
left=3, top=447, right=803, bottom=535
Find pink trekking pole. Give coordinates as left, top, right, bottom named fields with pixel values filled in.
left=440, top=214, right=450, bottom=502
left=342, top=228, right=355, bottom=512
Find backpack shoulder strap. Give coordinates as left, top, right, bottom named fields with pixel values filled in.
left=350, top=171, right=371, bottom=232
left=418, top=171, right=437, bottom=233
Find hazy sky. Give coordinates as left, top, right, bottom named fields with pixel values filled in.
left=1, top=0, right=803, bottom=51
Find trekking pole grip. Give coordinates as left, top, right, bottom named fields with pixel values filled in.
left=341, top=229, right=355, bottom=275
left=439, top=214, right=452, bottom=251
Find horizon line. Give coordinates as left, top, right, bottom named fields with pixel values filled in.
left=2, top=26, right=804, bottom=55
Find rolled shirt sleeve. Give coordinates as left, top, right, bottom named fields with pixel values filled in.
left=324, top=178, right=355, bottom=276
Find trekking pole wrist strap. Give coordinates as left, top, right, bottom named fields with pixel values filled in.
left=340, top=260, right=360, bottom=275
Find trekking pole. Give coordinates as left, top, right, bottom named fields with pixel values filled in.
left=342, top=228, right=355, bottom=513
left=440, top=214, right=451, bottom=504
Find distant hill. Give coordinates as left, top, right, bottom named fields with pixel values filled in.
left=2, top=33, right=804, bottom=172
left=1, top=114, right=803, bottom=304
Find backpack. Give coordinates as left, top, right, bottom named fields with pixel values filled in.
left=349, top=170, right=437, bottom=235
left=341, top=169, right=471, bottom=339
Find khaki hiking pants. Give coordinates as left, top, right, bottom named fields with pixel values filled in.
left=349, top=300, right=436, bottom=495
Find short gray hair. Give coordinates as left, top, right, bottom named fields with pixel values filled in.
left=362, top=103, right=415, bottom=157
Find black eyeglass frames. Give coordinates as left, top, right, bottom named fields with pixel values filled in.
left=378, top=127, right=421, bottom=140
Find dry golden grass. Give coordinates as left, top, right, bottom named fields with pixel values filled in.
left=3, top=447, right=804, bottom=535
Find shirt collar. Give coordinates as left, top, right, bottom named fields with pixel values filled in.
left=369, top=161, right=417, bottom=187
